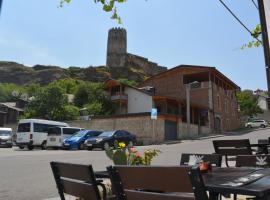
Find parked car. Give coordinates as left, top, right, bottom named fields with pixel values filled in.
left=62, top=130, right=102, bottom=150
left=0, top=128, right=13, bottom=148
left=84, top=130, right=137, bottom=150
left=16, top=119, right=69, bottom=150
left=46, top=127, right=84, bottom=149
left=245, top=120, right=268, bottom=128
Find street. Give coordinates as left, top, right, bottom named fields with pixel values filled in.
left=0, top=128, right=269, bottom=200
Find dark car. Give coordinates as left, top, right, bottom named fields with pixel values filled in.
left=84, top=130, right=136, bottom=150
left=62, top=130, right=102, bottom=150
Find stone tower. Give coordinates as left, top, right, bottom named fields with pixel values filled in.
left=106, top=27, right=127, bottom=67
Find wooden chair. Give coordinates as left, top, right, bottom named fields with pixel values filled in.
left=107, top=165, right=208, bottom=200
left=50, top=161, right=106, bottom=200
left=236, top=155, right=270, bottom=168
left=180, top=153, right=222, bottom=167
left=213, top=139, right=252, bottom=167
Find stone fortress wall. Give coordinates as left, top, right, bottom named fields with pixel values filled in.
left=106, top=27, right=167, bottom=75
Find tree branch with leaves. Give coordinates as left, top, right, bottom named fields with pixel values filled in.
left=60, top=0, right=126, bottom=23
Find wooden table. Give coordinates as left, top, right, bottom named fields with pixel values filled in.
left=204, top=167, right=270, bottom=200
left=250, top=143, right=270, bottom=154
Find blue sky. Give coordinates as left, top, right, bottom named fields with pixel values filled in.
left=0, top=0, right=266, bottom=91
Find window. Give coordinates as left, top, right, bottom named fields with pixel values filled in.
left=115, top=131, right=124, bottom=137
left=48, top=127, right=61, bottom=136
left=34, top=123, right=58, bottom=133
left=91, top=131, right=102, bottom=137
left=63, top=128, right=81, bottom=135
left=18, top=123, right=30, bottom=132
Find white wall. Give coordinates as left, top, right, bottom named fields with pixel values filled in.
left=258, top=96, right=268, bottom=111
left=125, top=87, right=153, bottom=114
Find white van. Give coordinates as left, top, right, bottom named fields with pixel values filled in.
left=16, top=119, right=69, bottom=150
left=46, top=127, right=84, bottom=149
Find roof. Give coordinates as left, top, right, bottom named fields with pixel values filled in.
left=18, top=119, right=69, bottom=126
left=142, top=65, right=240, bottom=90
left=0, top=102, right=24, bottom=112
left=104, top=79, right=153, bottom=96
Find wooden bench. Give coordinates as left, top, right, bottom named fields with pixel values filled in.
left=107, top=165, right=208, bottom=200
left=213, top=139, right=252, bottom=167
left=50, top=161, right=106, bottom=200
left=236, top=155, right=270, bottom=167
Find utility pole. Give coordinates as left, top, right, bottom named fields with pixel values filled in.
left=0, top=0, right=2, bottom=16
left=186, top=84, right=191, bottom=135
left=258, top=0, right=270, bottom=106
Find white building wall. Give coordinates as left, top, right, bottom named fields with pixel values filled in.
left=125, top=87, right=153, bottom=114
left=258, top=96, right=268, bottom=111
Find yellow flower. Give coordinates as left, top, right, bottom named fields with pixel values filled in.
left=118, top=142, right=126, bottom=148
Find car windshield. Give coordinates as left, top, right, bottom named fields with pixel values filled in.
left=99, top=131, right=115, bottom=137
left=0, top=130, right=12, bottom=136
left=72, top=130, right=89, bottom=137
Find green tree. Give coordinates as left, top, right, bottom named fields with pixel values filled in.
left=24, top=84, right=79, bottom=120
left=0, top=83, right=25, bottom=102
left=237, top=90, right=263, bottom=116
left=74, top=82, right=115, bottom=115
left=51, top=79, right=79, bottom=94
left=74, top=84, right=91, bottom=107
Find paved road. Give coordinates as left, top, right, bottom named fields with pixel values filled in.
left=0, top=128, right=270, bottom=200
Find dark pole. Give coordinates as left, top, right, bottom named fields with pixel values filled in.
left=258, top=0, right=270, bottom=106
left=0, top=0, right=2, bottom=16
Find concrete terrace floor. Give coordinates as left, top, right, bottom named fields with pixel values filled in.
left=0, top=128, right=269, bottom=200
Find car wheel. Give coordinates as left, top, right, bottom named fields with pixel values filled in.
left=27, top=145, right=34, bottom=150
left=247, top=125, right=252, bottom=129
left=87, top=147, right=93, bottom=151
left=260, top=124, right=266, bottom=128
left=79, top=143, right=84, bottom=150
left=102, top=142, right=109, bottom=150
left=41, top=141, right=47, bottom=150
left=18, top=146, right=24, bottom=149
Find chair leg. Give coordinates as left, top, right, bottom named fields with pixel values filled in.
left=225, top=156, right=229, bottom=167
left=234, top=194, right=237, bottom=200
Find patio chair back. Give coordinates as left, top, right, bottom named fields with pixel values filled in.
left=180, top=153, right=222, bottom=167
left=50, top=162, right=102, bottom=200
left=213, top=139, right=252, bottom=167
left=107, top=165, right=208, bottom=200
left=236, top=155, right=270, bottom=168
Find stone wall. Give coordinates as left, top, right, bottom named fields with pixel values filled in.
left=68, top=114, right=165, bottom=144
left=178, top=123, right=199, bottom=139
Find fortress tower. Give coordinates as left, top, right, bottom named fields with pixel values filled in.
left=106, top=27, right=127, bottom=67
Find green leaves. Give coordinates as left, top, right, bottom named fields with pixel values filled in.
left=237, top=90, right=263, bottom=117
left=60, top=0, right=127, bottom=23
left=242, top=24, right=262, bottom=49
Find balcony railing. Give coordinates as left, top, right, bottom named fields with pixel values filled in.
left=111, top=94, right=128, bottom=101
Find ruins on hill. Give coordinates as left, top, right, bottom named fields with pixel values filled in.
left=106, top=27, right=167, bottom=75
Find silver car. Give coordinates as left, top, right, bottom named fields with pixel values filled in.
left=0, top=128, right=13, bottom=148
left=245, top=120, right=268, bottom=128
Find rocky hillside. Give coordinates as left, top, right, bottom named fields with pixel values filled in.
left=0, top=61, right=166, bottom=85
